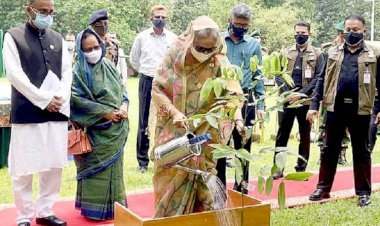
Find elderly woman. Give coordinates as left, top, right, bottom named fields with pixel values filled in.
left=151, top=16, right=244, bottom=218
left=70, top=28, right=129, bottom=220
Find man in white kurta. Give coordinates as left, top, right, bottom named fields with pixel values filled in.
left=2, top=1, right=71, bottom=225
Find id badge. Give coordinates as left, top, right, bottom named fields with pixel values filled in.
left=305, top=67, right=312, bottom=78
left=364, top=72, right=371, bottom=84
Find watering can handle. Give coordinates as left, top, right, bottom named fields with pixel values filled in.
left=189, top=133, right=212, bottom=145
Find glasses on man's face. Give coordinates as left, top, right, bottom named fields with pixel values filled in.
left=232, top=22, right=250, bottom=29
left=83, top=45, right=101, bottom=53
left=154, top=16, right=167, bottom=20
left=31, top=7, right=57, bottom=17
left=194, top=45, right=217, bottom=54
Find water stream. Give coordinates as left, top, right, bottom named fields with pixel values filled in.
left=205, top=175, right=239, bottom=226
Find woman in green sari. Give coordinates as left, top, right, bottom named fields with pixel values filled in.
left=70, top=28, right=129, bottom=220
left=151, top=16, right=244, bottom=218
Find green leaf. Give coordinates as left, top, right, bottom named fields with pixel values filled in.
left=234, top=158, right=243, bottom=185
left=193, top=118, right=202, bottom=128
left=259, top=147, right=275, bottom=154
left=273, top=54, right=281, bottom=72
left=271, top=164, right=279, bottom=175
left=281, top=55, right=288, bottom=68
left=200, top=78, right=213, bottom=102
left=188, top=114, right=205, bottom=120
left=285, top=172, right=313, bottom=181
left=281, top=73, right=295, bottom=87
left=209, top=144, right=235, bottom=152
left=275, top=152, right=287, bottom=169
left=213, top=78, right=223, bottom=98
left=250, top=55, right=259, bottom=73
left=260, top=165, right=272, bottom=177
left=205, top=115, right=218, bottom=129
left=266, top=177, right=273, bottom=196
left=278, top=181, right=286, bottom=208
left=236, top=148, right=259, bottom=163
left=258, top=176, right=265, bottom=194
left=211, top=149, right=233, bottom=159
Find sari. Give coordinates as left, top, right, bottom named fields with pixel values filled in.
left=70, top=28, right=129, bottom=220
left=151, top=16, right=243, bottom=218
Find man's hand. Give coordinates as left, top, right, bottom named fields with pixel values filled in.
left=235, top=119, right=248, bottom=144
left=288, top=96, right=301, bottom=104
left=306, top=110, right=318, bottom=123
left=375, top=112, right=380, bottom=128
left=46, top=96, right=62, bottom=112
left=256, top=109, right=265, bottom=118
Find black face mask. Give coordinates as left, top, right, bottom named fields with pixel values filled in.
left=344, top=32, right=364, bottom=46
left=294, top=34, right=309, bottom=45
left=94, top=25, right=109, bottom=36
left=229, top=23, right=248, bottom=38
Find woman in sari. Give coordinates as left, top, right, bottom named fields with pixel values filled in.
left=151, top=16, right=244, bottom=218
left=70, top=28, right=129, bottom=220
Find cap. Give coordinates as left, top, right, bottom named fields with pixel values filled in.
left=250, top=29, right=261, bottom=37
left=88, top=9, right=109, bottom=25
left=335, top=21, right=344, bottom=31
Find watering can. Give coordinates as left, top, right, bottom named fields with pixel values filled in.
left=153, top=132, right=212, bottom=181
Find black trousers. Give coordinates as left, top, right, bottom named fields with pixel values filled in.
left=317, top=110, right=371, bottom=196
left=369, top=97, right=379, bottom=152
left=216, top=90, right=255, bottom=191
left=136, top=74, right=153, bottom=167
left=275, top=105, right=311, bottom=171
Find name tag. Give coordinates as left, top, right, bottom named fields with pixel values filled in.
left=305, top=67, right=312, bottom=78
left=364, top=72, right=371, bottom=84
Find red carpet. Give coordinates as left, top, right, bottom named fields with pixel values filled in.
left=2, top=166, right=380, bottom=226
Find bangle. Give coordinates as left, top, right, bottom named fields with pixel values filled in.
left=235, top=119, right=243, bottom=123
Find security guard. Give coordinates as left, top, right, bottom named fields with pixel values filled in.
left=273, top=21, right=325, bottom=179
left=307, top=15, right=380, bottom=206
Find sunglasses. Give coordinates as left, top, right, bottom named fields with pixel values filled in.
left=194, top=45, right=217, bottom=54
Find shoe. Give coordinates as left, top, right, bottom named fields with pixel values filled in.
left=358, top=195, right=371, bottom=207
left=138, top=166, right=147, bottom=173
left=295, top=166, right=305, bottom=172
left=18, top=223, right=31, bottom=226
left=272, top=171, right=284, bottom=180
left=36, top=215, right=66, bottom=226
left=309, top=189, right=330, bottom=201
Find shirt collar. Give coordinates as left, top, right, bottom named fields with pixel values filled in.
left=223, top=31, right=249, bottom=43
left=290, top=44, right=313, bottom=53
left=149, top=27, right=167, bottom=36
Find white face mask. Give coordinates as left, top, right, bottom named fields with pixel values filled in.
left=84, top=48, right=102, bottom=64
left=67, top=41, right=75, bottom=51
left=190, top=46, right=213, bottom=63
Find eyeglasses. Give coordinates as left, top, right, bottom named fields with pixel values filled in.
left=154, top=16, right=167, bottom=20
left=31, top=7, right=57, bottom=17
left=82, top=45, right=101, bottom=53
left=194, top=45, right=217, bottom=54
left=232, top=22, right=250, bottom=29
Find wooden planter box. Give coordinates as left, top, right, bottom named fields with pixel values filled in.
left=115, top=189, right=271, bottom=226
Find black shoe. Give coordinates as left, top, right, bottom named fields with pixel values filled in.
left=358, top=195, right=371, bottom=207
left=272, top=171, right=284, bottom=180
left=36, top=215, right=66, bottom=226
left=18, top=223, right=31, bottom=226
left=309, top=189, right=330, bottom=201
left=295, top=166, right=305, bottom=172
left=138, top=166, right=147, bottom=173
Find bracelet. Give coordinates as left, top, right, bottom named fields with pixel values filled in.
left=235, top=119, right=244, bottom=123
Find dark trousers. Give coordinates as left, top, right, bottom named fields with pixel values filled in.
left=216, top=91, right=255, bottom=191
left=136, top=74, right=153, bottom=167
left=275, top=105, right=311, bottom=171
left=369, top=97, right=379, bottom=152
left=317, top=111, right=371, bottom=196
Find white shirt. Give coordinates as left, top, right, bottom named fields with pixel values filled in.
left=117, top=48, right=128, bottom=85
left=129, top=27, right=177, bottom=77
left=3, top=32, right=72, bottom=176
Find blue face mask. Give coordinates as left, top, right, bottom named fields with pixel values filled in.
left=32, top=10, right=53, bottom=30
left=152, top=19, right=166, bottom=29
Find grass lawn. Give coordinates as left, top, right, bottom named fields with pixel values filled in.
left=0, top=77, right=379, bottom=225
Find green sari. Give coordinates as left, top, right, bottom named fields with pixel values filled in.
left=71, top=29, right=129, bottom=220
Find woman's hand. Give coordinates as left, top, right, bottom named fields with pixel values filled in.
left=116, top=104, right=129, bottom=120
left=170, top=107, right=189, bottom=130
left=103, top=111, right=120, bottom=122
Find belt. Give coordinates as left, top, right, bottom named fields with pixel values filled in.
left=141, top=74, right=154, bottom=80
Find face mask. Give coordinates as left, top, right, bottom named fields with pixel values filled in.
left=152, top=19, right=166, bottom=29
left=84, top=48, right=102, bottom=64
left=94, top=26, right=108, bottom=36
left=344, top=32, right=364, bottom=46
left=67, top=41, right=75, bottom=51
left=33, top=13, right=53, bottom=30
left=294, top=34, right=309, bottom=45
left=229, top=23, right=248, bottom=38
left=190, top=46, right=213, bottom=63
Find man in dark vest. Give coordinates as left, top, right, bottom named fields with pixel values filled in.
left=307, top=15, right=380, bottom=206
left=2, top=0, right=71, bottom=225
left=273, top=21, right=325, bottom=179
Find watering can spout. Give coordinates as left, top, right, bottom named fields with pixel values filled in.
left=173, top=164, right=212, bottom=182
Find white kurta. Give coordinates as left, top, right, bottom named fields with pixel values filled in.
left=3, top=32, right=72, bottom=177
